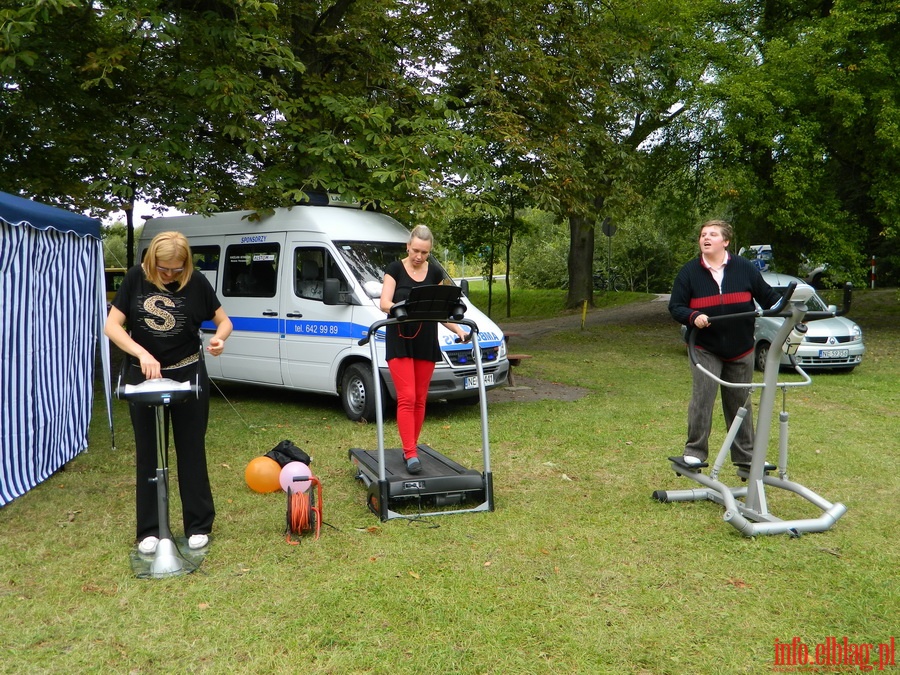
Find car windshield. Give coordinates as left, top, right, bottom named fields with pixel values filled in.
left=773, top=286, right=830, bottom=312
left=333, top=241, right=453, bottom=298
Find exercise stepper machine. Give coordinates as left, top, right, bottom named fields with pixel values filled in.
left=653, top=280, right=852, bottom=536
left=349, top=284, right=495, bottom=521
left=116, top=374, right=201, bottom=577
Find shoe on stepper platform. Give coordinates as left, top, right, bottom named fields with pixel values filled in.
left=668, top=455, right=708, bottom=470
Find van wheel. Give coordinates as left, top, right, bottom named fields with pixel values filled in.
left=341, top=363, right=376, bottom=422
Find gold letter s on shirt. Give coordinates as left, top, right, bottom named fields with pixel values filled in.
left=143, top=295, right=176, bottom=332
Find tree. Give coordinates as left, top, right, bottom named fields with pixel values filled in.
left=445, top=191, right=527, bottom=317
left=699, top=0, right=900, bottom=283
left=1, top=0, right=475, bottom=259
left=420, top=0, right=719, bottom=308
left=511, top=209, right=569, bottom=290
left=2, top=0, right=305, bottom=263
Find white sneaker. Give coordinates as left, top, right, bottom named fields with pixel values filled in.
left=188, top=534, right=209, bottom=550
left=138, top=536, right=159, bottom=554
left=682, top=455, right=704, bottom=467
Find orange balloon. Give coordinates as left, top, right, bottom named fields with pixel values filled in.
left=245, top=456, right=282, bottom=493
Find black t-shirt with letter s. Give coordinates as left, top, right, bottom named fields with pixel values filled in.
left=112, top=265, right=221, bottom=368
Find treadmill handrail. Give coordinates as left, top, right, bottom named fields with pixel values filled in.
left=359, top=316, right=480, bottom=346
left=360, top=310, right=493, bottom=519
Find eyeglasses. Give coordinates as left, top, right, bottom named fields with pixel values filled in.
left=157, top=265, right=185, bottom=274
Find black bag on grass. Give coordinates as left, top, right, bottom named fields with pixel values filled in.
left=265, top=440, right=311, bottom=467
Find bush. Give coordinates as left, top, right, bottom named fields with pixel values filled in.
left=510, top=209, right=569, bottom=289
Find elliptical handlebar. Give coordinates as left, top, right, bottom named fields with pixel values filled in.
left=688, top=282, right=797, bottom=368
left=759, top=281, right=798, bottom=317
left=803, top=282, right=853, bottom=320
left=686, top=280, right=812, bottom=387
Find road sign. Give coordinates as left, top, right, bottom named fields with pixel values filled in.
left=601, top=217, right=617, bottom=238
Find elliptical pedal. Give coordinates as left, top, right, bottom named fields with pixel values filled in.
left=735, top=461, right=777, bottom=482
left=668, top=456, right=708, bottom=472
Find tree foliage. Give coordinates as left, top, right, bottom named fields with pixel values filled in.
left=2, top=0, right=897, bottom=286
left=0, top=0, right=473, bottom=218
left=700, top=0, right=900, bottom=282
left=424, top=0, right=722, bottom=307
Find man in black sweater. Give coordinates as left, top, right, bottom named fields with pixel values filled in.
left=669, top=220, right=781, bottom=467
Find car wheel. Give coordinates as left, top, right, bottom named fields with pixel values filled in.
left=341, top=363, right=376, bottom=422
left=754, top=341, right=770, bottom=372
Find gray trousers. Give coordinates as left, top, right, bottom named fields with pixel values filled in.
left=684, top=350, right=755, bottom=463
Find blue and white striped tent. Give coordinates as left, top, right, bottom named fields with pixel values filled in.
left=0, top=191, right=111, bottom=506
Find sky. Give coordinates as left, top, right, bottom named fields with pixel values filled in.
left=103, top=201, right=185, bottom=226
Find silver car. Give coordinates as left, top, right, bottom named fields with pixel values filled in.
left=754, top=272, right=864, bottom=372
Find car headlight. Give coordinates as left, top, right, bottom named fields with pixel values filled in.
left=850, top=325, right=862, bottom=342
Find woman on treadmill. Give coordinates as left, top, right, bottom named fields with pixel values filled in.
left=380, top=225, right=468, bottom=474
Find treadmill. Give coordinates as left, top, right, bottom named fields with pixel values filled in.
left=348, top=284, right=495, bottom=521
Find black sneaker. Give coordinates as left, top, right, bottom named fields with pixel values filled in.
left=406, top=456, right=422, bottom=474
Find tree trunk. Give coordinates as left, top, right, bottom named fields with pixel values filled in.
left=565, top=215, right=595, bottom=309
left=125, top=199, right=135, bottom=269
left=505, top=210, right=513, bottom=318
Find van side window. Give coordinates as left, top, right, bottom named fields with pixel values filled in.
left=192, top=245, right=220, bottom=289
left=294, top=247, right=349, bottom=301
left=192, top=246, right=220, bottom=272
left=223, top=244, right=279, bottom=298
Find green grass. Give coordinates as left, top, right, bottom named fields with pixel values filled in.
left=1, top=289, right=897, bottom=674
left=466, top=280, right=644, bottom=320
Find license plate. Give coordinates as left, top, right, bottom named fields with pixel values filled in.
left=819, top=349, right=849, bottom=359
left=464, top=373, right=494, bottom=389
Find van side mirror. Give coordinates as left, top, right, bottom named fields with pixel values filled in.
left=323, top=278, right=341, bottom=305
left=460, top=278, right=469, bottom=296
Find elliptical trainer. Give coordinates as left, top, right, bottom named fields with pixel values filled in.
left=652, top=281, right=851, bottom=537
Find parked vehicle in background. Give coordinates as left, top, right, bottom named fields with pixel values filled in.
left=104, top=267, right=126, bottom=304
left=738, top=244, right=774, bottom=272
left=753, top=272, right=864, bottom=372
left=797, top=254, right=830, bottom=289
left=138, top=198, right=509, bottom=421
left=739, top=244, right=829, bottom=288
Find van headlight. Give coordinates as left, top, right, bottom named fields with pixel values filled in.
left=499, top=338, right=507, bottom=358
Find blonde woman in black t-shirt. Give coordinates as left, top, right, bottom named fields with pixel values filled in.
left=105, top=231, right=232, bottom=555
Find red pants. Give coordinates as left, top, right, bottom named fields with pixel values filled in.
left=388, top=358, right=435, bottom=459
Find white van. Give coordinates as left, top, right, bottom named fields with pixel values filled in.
left=139, top=199, right=509, bottom=421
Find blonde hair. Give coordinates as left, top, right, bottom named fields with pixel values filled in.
left=409, top=224, right=433, bottom=246
left=143, top=231, right=194, bottom=291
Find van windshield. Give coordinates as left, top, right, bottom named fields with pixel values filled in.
left=333, top=241, right=453, bottom=298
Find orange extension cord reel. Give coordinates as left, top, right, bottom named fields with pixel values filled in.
left=284, top=476, right=323, bottom=542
